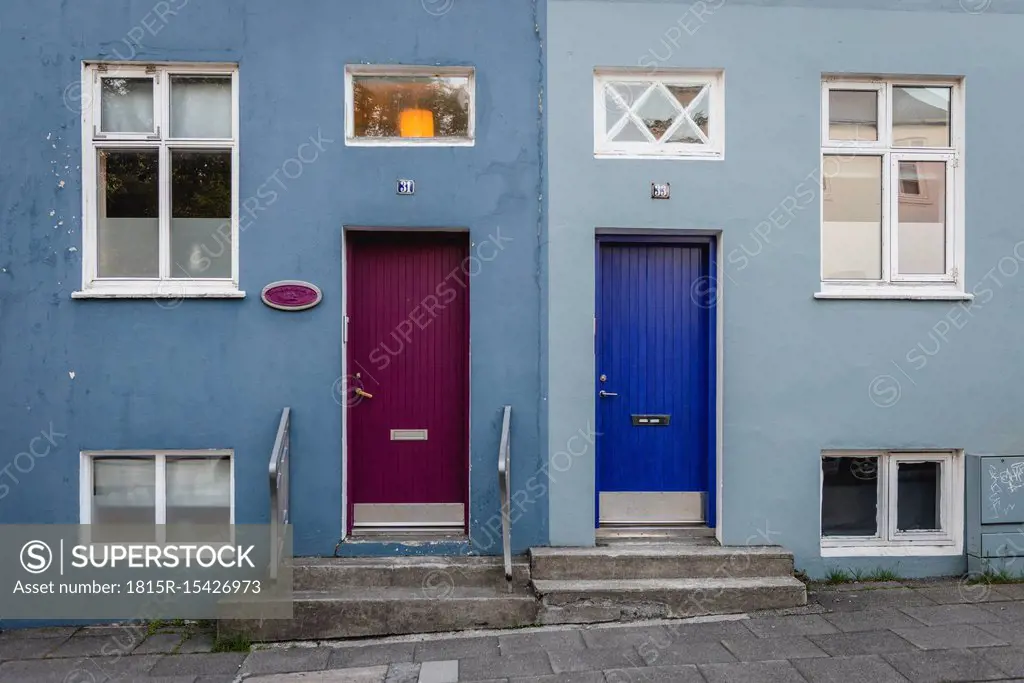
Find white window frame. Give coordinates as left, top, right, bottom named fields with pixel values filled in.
left=817, top=77, right=967, bottom=301
left=80, top=450, right=235, bottom=528
left=820, top=449, right=963, bottom=557
left=344, top=65, right=476, bottom=147
left=593, top=69, right=725, bottom=160
left=75, top=62, right=243, bottom=299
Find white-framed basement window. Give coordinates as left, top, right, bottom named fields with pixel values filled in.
left=75, top=62, right=242, bottom=299
left=345, top=65, right=475, bottom=146
left=820, top=450, right=963, bottom=557
left=817, top=78, right=966, bottom=300
left=80, top=450, right=234, bottom=543
left=594, top=69, right=724, bottom=159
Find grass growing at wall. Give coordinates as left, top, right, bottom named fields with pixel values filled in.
left=863, top=567, right=901, bottom=582
left=212, top=633, right=252, bottom=653
left=966, top=568, right=1024, bottom=584
left=823, top=567, right=901, bottom=584
left=824, top=568, right=852, bottom=584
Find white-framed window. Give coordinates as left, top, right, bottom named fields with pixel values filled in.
left=818, top=78, right=966, bottom=300
left=75, top=62, right=242, bottom=299
left=820, top=450, right=963, bottom=557
left=594, top=69, right=724, bottom=159
left=80, top=450, right=233, bottom=543
left=345, top=65, right=475, bottom=146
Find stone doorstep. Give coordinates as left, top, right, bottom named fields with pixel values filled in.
left=530, top=544, right=796, bottom=581
left=219, top=588, right=540, bottom=642
left=535, top=576, right=806, bottom=608
left=292, top=556, right=532, bottom=592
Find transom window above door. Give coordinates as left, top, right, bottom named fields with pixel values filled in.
left=594, top=70, right=724, bottom=159
left=75, top=63, right=241, bottom=299
left=818, top=78, right=965, bottom=300
left=345, top=66, right=475, bottom=146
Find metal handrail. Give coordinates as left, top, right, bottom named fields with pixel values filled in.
left=498, top=405, right=512, bottom=591
left=269, top=407, right=291, bottom=581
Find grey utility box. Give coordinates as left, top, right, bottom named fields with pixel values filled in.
left=966, top=453, right=1024, bottom=574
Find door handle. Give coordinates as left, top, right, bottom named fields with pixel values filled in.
left=354, top=388, right=374, bottom=399
left=599, top=390, right=618, bottom=398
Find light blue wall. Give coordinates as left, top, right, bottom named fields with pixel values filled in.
left=547, top=0, right=1024, bottom=577
left=0, top=0, right=545, bottom=557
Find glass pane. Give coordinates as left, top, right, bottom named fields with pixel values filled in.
left=666, top=116, right=704, bottom=144
left=100, top=77, right=155, bottom=133
left=667, top=88, right=708, bottom=143
left=822, top=457, right=879, bottom=536
left=667, top=84, right=704, bottom=110
left=612, top=120, right=650, bottom=142
left=604, top=86, right=629, bottom=133
left=829, top=90, right=877, bottom=141
left=92, top=458, right=156, bottom=542
left=897, top=161, right=946, bottom=275
left=897, top=462, right=941, bottom=531
left=893, top=86, right=951, bottom=147
left=167, top=456, right=231, bottom=542
left=604, top=83, right=647, bottom=133
left=352, top=74, right=471, bottom=138
left=97, top=150, right=159, bottom=278
left=636, top=87, right=680, bottom=141
left=687, top=88, right=710, bottom=138
left=171, top=76, right=232, bottom=138
left=171, top=150, right=232, bottom=279
left=822, top=155, right=882, bottom=279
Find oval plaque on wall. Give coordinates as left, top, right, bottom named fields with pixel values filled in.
left=261, top=280, right=322, bottom=311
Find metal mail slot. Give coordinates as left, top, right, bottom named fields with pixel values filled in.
left=391, top=429, right=428, bottom=441
left=631, top=415, right=670, bottom=426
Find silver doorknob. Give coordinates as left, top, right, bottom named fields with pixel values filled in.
left=599, top=390, right=618, bottom=398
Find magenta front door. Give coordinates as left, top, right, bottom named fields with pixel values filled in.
left=345, top=231, right=470, bottom=534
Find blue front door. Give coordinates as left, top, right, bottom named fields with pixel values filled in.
left=596, top=239, right=714, bottom=527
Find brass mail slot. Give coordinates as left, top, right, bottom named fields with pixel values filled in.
left=391, top=429, right=428, bottom=441
left=631, top=415, right=670, bottom=426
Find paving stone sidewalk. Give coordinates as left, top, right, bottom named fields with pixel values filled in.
left=4, top=578, right=1024, bottom=682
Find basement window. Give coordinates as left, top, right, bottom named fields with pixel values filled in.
left=80, top=450, right=233, bottom=543
left=820, top=450, right=963, bottom=556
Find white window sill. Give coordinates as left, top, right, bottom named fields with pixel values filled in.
left=345, top=138, right=474, bottom=147
left=594, top=152, right=724, bottom=161
left=73, top=287, right=245, bottom=300
left=821, top=543, right=961, bottom=557
left=815, top=288, right=973, bottom=301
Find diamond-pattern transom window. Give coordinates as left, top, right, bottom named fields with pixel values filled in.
left=594, top=71, right=723, bottom=158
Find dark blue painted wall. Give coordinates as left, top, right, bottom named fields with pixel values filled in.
left=0, top=0, right=545, bottom=556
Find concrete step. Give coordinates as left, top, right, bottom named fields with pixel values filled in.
left=293, top=555, right=531, bottom=591
left=530, top=544, right=795, bottom=581
left=219, top=586, right=539, bottom=641
left=533, top=576, right=807, bottom=624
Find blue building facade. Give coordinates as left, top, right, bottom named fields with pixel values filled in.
left=0, top=0, right=546, bottom=558
left=1, top=0, right=1022, bottom=584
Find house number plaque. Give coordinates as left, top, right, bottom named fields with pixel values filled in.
left=651, top=182, right=671, bottom=199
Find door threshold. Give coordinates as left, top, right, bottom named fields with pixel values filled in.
left=596, top=525, right=716, bottom=542
left=350, top=528, right=466, bottom=540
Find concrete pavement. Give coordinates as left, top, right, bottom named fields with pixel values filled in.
left=2, top=578, right=1024, bottom=682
